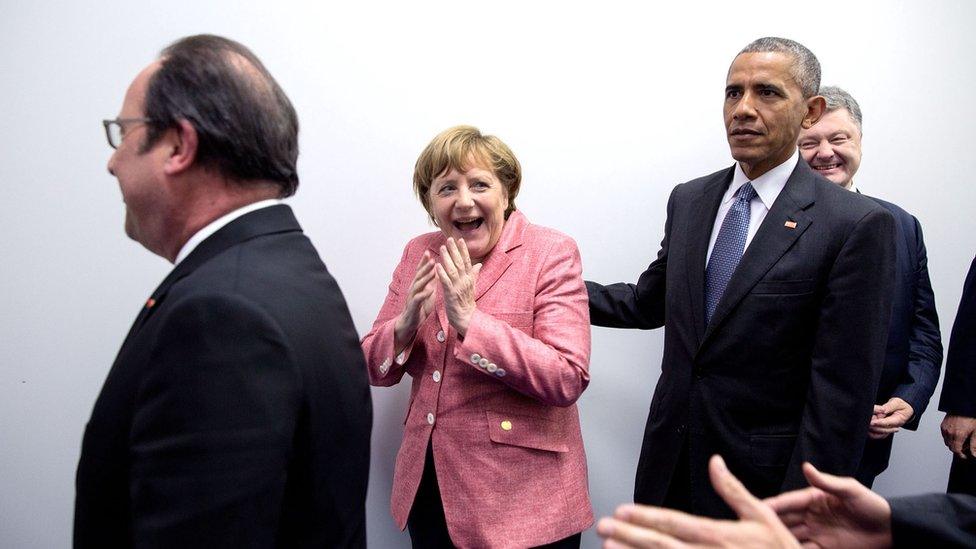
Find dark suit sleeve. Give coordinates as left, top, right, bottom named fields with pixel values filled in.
left=586, top=185, right=675, bottom=329
left=784, top=207, right=896, bottom=489
left=128, top=293, right=301, bottom=549
left=893, top=217, right=943, bottom=430
left=890, top=493, right=976, bottom=548
left=940, top=256, right=976, bottom=417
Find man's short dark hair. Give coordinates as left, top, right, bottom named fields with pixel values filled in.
left=739, top=37, right=821, bottom=99
left=142, top=34, right=300, bottom=197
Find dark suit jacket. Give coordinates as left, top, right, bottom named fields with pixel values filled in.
left=856, top=197, right=942, bottom=481
left=939, top=255, right=976, bottom=417
left=588, top=159, right=895, bottom=517
left=890, top=493, right=976, bottom=548
left=74, top=205, right=372, bottom=548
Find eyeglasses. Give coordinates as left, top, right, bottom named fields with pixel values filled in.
left=102, top=117, right=154, bottom=149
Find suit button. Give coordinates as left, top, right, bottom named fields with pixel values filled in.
left=437, top=330, right=446, bottom=342
left=471, top=353, right=482, bottom=364
left=495, top=368, right=506, bottom=377
left=432, top=370, right=441, bottom=383
left=486, top=363, right=498, bottom=373
left=501, top=420, right=513, bottom=431
left=676, top=424, right=686, bottom=434
left=427, top=413, right=435, bottom=425
left=479, top=358, right=489, bottom=368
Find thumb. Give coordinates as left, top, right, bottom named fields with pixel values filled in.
left=472, top=263, right=483, bottom=277
left=802, top=462, right=862, bottom=499
left=708, top=455, right=766, bottom=521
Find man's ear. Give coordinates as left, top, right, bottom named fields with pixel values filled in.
left=163, top=119, right=199, bottom=175
left=802, top=95, right=827, bottom=129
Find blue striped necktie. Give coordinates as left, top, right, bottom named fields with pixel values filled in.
left=705, top=182, right=757, bottom=324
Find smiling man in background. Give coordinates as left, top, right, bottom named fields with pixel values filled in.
left=798, top=86, right=942, bottom=488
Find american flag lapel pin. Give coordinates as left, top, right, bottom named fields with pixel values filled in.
left=146, top=298, right=156, bottom=309
left=784, top=220, right=797, bottom=229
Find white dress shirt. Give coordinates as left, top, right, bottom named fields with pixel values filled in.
left=705, top=151, right=798, bottom=265
left=173, top=199, right=282, bottom=266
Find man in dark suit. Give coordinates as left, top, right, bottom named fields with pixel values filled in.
left=940, top=256, right=976, bottom=496
left=798, top=86, right=942, bottom=488
left=587, top=37, right=895, bottom=517
left=75, top=35, right=372, bottom=547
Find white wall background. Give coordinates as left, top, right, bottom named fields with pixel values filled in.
left=2, top=1, right=975, bottom=546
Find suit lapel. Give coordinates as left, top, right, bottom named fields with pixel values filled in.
left=701, top=162, right=816, bottom=343
left=474, top=211, right=524, bottom=301
left=119, top=204, right=302, bottom=350
left=686, top=168, right=734, bottom=344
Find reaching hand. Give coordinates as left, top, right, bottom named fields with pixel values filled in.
left=765, top=462, right=892, bottom=548
left=435, top=238, right=481, bottom=337
left=868, top=397, right=914, bottom=440
left=942, top=414, right=976, bottom=459
left=394, top=251, right=437, bottom=352
left=596, top=455, right=800, bottom=548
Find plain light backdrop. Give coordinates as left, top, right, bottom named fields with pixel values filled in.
left=2, top=1, right=974, bottom=546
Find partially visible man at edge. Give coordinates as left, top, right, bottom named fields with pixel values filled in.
left=798, top=85, right=942, bottom=488
left=75, top=35, right=372, bottom=548
left=586, top=37, right=895, bottom=518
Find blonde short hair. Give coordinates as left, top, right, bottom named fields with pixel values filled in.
left=413, top=125, right=521, bottom=223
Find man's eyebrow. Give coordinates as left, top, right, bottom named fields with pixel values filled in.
left=756, top=83, right=786, bottom=94
left=725, top=84, right=742, bottom=93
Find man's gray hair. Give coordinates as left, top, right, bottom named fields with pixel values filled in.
left=739, top=37, right=821, bottom=99
left=819, top=85, right=863, bottom=133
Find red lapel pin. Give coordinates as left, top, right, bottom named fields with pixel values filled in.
left=145, top=298, right=156, bottom=309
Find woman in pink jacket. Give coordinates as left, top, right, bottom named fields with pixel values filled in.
left=362, top=125, right=593, bottom=548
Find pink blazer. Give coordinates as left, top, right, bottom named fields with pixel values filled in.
left=362, top=211, right=593, bottom=548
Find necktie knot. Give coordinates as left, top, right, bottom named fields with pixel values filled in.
left=736, top=182, right=757, bottom=203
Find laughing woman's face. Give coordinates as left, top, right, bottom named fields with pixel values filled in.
left=428, top=163, right=509, bottom=263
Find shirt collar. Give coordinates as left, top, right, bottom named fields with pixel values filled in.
left=727, top=149, right=799, bottom=209
left=174, top=199, right=282, bottom=265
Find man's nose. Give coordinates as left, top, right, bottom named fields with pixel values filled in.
left=107, top=150, right=118, bottom=176
left=815, top=140, right=835, bottom=160
left=732, top=92, right=758, bottom=119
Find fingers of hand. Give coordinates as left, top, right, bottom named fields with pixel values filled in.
left=597, top=515, right=683, bottom=549
left=410, top=260, right=436, bottom=294
left=445, top=238, right=465, bottom=273
left=776, top=511, right=807, bottom=529
left=872, top=413, right=906, bottom=429
left=615, top=503, right=719, bottom=544
left=765, top=488, right=818, bottom=515
left=457, top=238, right=472, bottom=271
left=802, top=462, right=862, bottom=500
left=435, top=262, right=452, bottom=292
left=439, top=244, right=460, bottom=279
left=708, top=455, right=765, bottom=521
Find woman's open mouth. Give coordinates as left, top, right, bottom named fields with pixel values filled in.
left=453, top=218, right=484, bottom=232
